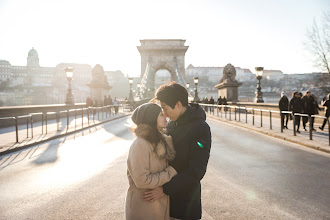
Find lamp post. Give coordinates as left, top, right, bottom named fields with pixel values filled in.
left=193, top=77, right=200, bottom=102
left=186, top=83, right=190, bottom=90
left=65, top=67, right=74, bottom=105
left=254, top=67, right=264, bottom=103
left=128, top=77, right=134, bottom=103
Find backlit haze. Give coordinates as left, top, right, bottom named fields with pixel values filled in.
left=0, top=0, right=329, bottom=76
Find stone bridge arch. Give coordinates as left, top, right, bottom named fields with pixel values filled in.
left=137, top=39, right=188, bottom=98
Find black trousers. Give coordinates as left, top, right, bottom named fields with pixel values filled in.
left=294, top=115, right=301, bottom=130
left=281, top=113, right=289, bottom=128
left=321, top=112, right=330, bottom=129
left=303, top=115, right=315, bottom=129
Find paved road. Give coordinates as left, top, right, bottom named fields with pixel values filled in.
left=0, top=116, right=329, bottom=219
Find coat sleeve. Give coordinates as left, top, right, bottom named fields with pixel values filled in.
left=163, top=122, right=211, bottom=196
left=127, top=139, right=177, bottom=189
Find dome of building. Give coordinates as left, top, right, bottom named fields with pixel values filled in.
left=0, top=60, right=11, bottom=66
left=28, top=48, right=38, bottom=57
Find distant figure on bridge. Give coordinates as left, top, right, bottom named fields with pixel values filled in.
left=223, top=96, right=228, bottom=111
left=209, top=96, right=215, bottom=113
left=113, top=97, right=119, bottom=114
left=108, top=95, right=113, bottom=105
left=85, top=96, right=92, bottom=107
left=289, top=91, right=303, bottom=133
left=217, top=96, right=223, bottom=110
left=302, top=90, right=319, bottom=131
left=279, top=92, right=289, bottom=129
left=126, top=103, right=176, bottom=220
left=319, top=93, right=330, bottom=131
left=202, top=97, right=209, bottom=112
left=142, top=82, right=212, bottom=220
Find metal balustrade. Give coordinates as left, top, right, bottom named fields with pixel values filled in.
left=199, top=103, right=329, bottom=146
left=0, top=104, right=131, bottom=145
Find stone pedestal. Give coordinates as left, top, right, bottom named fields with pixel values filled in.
left=214, top=63, right=242, bottom=102
left=215, top=82, right=242, bottom=102
left=87, top=64, right=111, bottom=106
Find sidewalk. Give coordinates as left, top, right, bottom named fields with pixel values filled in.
left=0, top=111, right=131, bottom=156
left=205, top=108, right=330, bottom=154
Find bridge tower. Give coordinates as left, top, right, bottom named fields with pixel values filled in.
left=137, top=39, right=188, bottom=98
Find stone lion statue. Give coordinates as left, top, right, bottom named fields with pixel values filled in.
left=92, top=64, right=105, bottom=82
left=220, top=63, right=237, bottom=83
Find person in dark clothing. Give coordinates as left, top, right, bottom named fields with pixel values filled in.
left=289, top=91, right=303, bottom=133
left=142, top=82, right=212, bottom=220
left=319, top=93, right=330, bottom=131
left=209, top=96, right=215, bottom=113
left=217, top=96, right=223, bottom=111
left=302, top=90, right=319, bottom=131
left=279, top=92, right=289, bottom=129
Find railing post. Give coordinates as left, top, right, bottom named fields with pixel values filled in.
left=75, top=109, right=77, bottom=130
left=309, top=115, right=312, bottom=140
left=31, top=115, right=33, bottom=138
left=245, top=108, right=247, bottom=123
left=87, top=108, right=90, bottom=126
left=269, top=111, right=272, bottom=130
left=234, top=106, right=237, bottom=121
left=252, top=109, right=255, bottom=125
left=82, top=108, right=84, bottom=128
left=280, top=111, right=283, bottom=133
left=41, top=114, right=44, bottom=134
left=238, top=107, right=241, bottom=122
left=57, top=112, right=60, bottom=131
left=27, top=117, right=29, bottom=138
left=15, top=117, right=18, bottom=143
left=93, top=108, right=95, bottom=123
left=98, top=108, right=100, bottom=121
left=293, top=113, right=296, bottom=136
left=67, top=110, right=69, bottom=130
left=229, top=107, right=231, bottom=121
left=225, top=106, right=227, bottom=119
left=46, top=113, right=48, bottom=134
left=260, top=110, right=263, bottom=127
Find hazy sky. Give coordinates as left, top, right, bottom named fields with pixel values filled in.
left=0, top=0, right=329, bottom=77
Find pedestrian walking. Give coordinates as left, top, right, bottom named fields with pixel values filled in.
left=279, top=92, right=289, bottom=129
left=126, top=103, right=177, bottom=220
left=217, top=96, right=223, bottom=111
left=319, top=93, right=330, bottom=131
left=85, top=96, right=92, bottom=107
left=289, top=91, right=303, bottom=133
left=302, top=90, right=319, bottom=131
left=113, top=97, right=119, bottom=114
left=209, top=96, right=215, bottom=113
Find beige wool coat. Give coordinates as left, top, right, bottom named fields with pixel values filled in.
left=125, top=124, right=177, bottom=220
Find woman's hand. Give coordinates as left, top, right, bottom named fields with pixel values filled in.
left=141, top=186, right=165, bottom=203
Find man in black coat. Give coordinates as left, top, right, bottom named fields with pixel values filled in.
left=279, top=92, right=289, bottom=129
left=142, top=82, right=212, bottom=220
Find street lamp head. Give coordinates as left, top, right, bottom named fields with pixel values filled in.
left=65, top=67, right=74, bottom=79
left=255, top=67, right=264, bottom=77
left=186, top=83, right=190, bottom=89
left=129, top=78, right=133, bottom=85
left=194, top=77, right=199, bottom=85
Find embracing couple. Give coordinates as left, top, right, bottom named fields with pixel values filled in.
left=125, top=82, right=212, bottom=220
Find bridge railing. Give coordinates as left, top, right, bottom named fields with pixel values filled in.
left=199, top=103, right=330, bottom=146
left=0, top=104, right=133, bottom=145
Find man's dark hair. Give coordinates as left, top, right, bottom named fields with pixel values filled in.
left=155, top=81, right=188, bottom=109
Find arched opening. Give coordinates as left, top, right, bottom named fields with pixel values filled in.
left=155, top=69, right=172, bottom=89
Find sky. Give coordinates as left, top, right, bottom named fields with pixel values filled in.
left=0, top=0, right=329, bottom=77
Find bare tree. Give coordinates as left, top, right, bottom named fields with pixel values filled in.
left=305, top=11, right=330, bottom=74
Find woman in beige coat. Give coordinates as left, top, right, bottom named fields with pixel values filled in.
left=125, top=103, right=177, bottom=220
